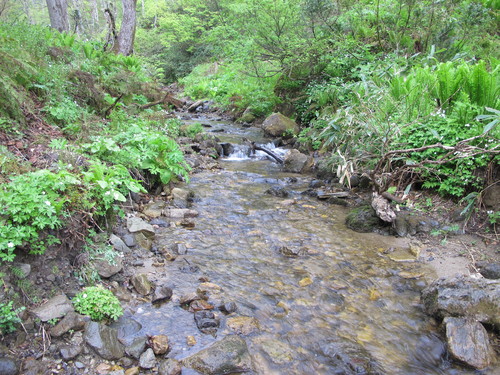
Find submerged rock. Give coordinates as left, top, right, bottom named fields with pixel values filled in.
left=194, top=310, right=220, bottom=331
left=444, top=317, right=496, bottom=369
left=319, top=340, right=385, bottom=374
left=182, top=335, right=253, bottom=374
left=265, top=186, right=289, bottom=198
left=226, top=316, right=260, bottom=335
left=158, top=358, right=182, bottom=375
left=421, top=275, right=500, bottom=328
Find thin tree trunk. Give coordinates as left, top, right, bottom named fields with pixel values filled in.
left=113, top=0, right=137, bottom=55
left=46, top=0, right=69, bottom=32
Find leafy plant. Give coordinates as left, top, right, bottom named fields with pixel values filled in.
left=0, top=301, right=25, bottom=335
left=73, top=286, right=123, bottom=321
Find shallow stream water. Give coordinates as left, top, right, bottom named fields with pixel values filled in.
left=129, top=116, right=481, bottom=375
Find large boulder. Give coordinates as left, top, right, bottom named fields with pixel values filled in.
left=345, top=206, right=383, bottom=233
left=84, top=322, right=125, bottom=360
left=421, top=275, right=500, bottom=328
left=444, top=317, right=496, bottom=369
left=30, top=294, right=74, bottom=322
left=261, top=113, right=299, bottom=138
left=182, top=335, right=253, bottom=374
left=283, top=150, right=314, bottom=174
left=393, top=211, right=439, bottom=237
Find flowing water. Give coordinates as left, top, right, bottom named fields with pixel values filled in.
left=129, top=115, right=480, bottom=375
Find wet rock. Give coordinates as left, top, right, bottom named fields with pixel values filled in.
left=411, top=334, right=446, bottom=369
left=131, top=273, right=152, bottom=296
left=122, top=234, right=136, bottom=247
left=110, top=317, right=142, bottom=346
left=421, top=275, right=500, bottom=328
left=320, top=340, right=384, bottom=374
left=0, top=357, right=18, bottom=375
left=226, top=316, right=260, bottom=335
left=163, top=208, right=199, bottom=218
left=153, top=285, right=173, bottom=304
left=158, top=358, right=182, bottom=375
left=31, top=294, right=74, bottom=322
left=189, top=300, right=215, bottom=312
left=309, top=179, right=325, bottom=188
left=476, top=261, right=500, bottom=279
left=187, top=336, right=197, bottom=346
left=265, top=186, right=289, bottom=198
left=283, top=149, right=314, bottom=174
left=127, top=217, right=155, bottom=236
left=183, top=335, right=253, bottom=374
left=139, top=348, right=156, bottom=369
left=125, top=336, right=147, bottom=359
left=84, top=321, right=125, bottom=360
left=393, top=211, right=439, bottom=237
left=197, top=282, right=222, bottom=296
left=172, top=242, right=188, bottom=255
left=135, top=232, right=153, bottom=251
left=180, top=292, right=201, bottom=306
left=51, top=311, right=89, bottom=337
left=194, top=310, right=220, bottom=331
left=299, top=277, right=313, bottom=287
left=94, top=255, right=123, bottom=278
left=150, top=335, right=169, bottom=355
left=150, top=218, right=169, bottom=227
left=345, top=206, right=382, bottom=233
left=220, top=143, right=234, bottom=156
left=238, top=107, right=256, bottom=123
left=143, top=201, right=167, bottom=218
left=277, top=245, right=302, bottom=257
left=219, top=302, right=238, bottom=314
left=261, top=112, right=299, bottom=138
left=444, top=317, right=495, bottom=369
left=110, top=234, right=131, bottom=253
left=326, top=197, right=349, bottom=206
left=59, top=344, right=83, bottom=360
left=172, top=187, right=195, bottom=208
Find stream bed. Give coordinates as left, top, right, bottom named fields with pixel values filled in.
left=126, top=115, right=478, bottom=375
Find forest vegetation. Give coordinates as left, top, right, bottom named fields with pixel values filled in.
left=0, top=0, right=499, bottom=332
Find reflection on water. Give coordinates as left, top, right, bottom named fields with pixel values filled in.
left=130, top=117, right=481, bottom=374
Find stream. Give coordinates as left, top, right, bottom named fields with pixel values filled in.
left=127, top=115, right=476, bottom=375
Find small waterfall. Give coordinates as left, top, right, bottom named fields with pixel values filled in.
left=225, top=142, right=287, bottom=162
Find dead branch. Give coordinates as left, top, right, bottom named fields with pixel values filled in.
left=140, top=92, right=184, bottom=110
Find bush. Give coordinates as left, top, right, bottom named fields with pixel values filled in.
left=0, top=301, right=25, bottom=335
left=73, top=285, right=123, bottom=321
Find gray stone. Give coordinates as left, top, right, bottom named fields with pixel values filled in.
left=94, top=256, right=123, bottom=278
left=421, top=275, right=500, bottom=328
left=172, top=242, right=188, bottom=255
left=345, top=206, right=381, bottom=233
left=261, top=113, right=299, bottom=138
left=31, top=294, right=74, bottom=322
left=265, top=186, right=289, bottom=198
left=127, top=217, right=155, bottom=236
left=188, top=99, right=205, bottom=113
left=59, top=344, right=83, bottom=360
left=131, top=273, right=152, bottom=296
left=125, top=336, right=148, bottom=359
left=122, top=234, right=136, bottom=247
left=483, top=184, right=500, bottom=209
left=134, top=232, right=153, bottom=251
left=218, top=302, right=237, bottom=314
left=283, top=149, right=314, bottom=174
left=139, top=348, right=156, bottom=369
left=172, top=188, right=194, bottom=208
left=238, top=107, right=256, bottom=123
left=152, top=285, right=173, bottom=304
left=476, top=262, right=500, bottom=279
left=143, top=201, right=167, bottom=218
left=183, top=335, right=253, bottom=375
left=393, top=212, right=439, bottom=237
left=163, top=208, right=199, bottom=218
left=110, top=234, right=131, bottom=253
left=158, top=358, right=182, bottom=375
left=444, top=317, right=495, bottom=369
left=51, top=311, right=89, bottom=337
left=84, top=321, right=125, bottom=360
left=0, top=357, right=18, bottom=375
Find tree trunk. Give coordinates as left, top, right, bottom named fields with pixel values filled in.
left=113, top=0, right=137, bottom=55
left=46, top=0, right=69, bottom=32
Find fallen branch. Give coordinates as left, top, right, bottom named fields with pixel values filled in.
left=251, top=142, right=284, bottom=164
left=140, top=92, right=185, bottom=110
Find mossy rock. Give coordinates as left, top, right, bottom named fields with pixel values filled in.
left=345, top=206, right=382, bottom=233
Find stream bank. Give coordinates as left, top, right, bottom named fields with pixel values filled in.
left=0, top=111, right=498, bottom=375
